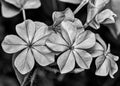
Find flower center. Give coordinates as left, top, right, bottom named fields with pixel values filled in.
left=27, top=43, right=33, bottom=48
left=69, top=46, right=74, bottom=50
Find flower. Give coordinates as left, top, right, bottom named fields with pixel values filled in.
left=1, top=20, right=54, bottom=74
left=46, top=20, right=96, bottom=74
left=89, top=34, right=119, bottom=78
left=52, top=8, right=83, bottom=28
left=1, top=0, right=41, bottom=17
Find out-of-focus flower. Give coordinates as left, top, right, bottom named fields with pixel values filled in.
left=1, top=20, right=54, bottom=74
left=1, top=0, right=41, bottom=17
left=89, top=34, right=119, bottom=78
left=88, top=9, right=117, bottom=29
left=46, top=19, right=96, bottom=74
left=85, top=0, right=117, bottom=29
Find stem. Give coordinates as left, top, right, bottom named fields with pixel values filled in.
left=74, top=0, right=89, bottom=14
left=22, top=9, right=26, bottom=21
left=52, top=0, right=58, bottom=11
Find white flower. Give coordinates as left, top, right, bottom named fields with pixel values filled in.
left=1, top=20, right=54, bottom=74
left=1, top=0, right=41, bottom=17
left=89, top=34, right=119, bottom=78
left=46, top=20, right=96, bottom=74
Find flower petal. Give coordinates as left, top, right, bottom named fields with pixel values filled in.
left=109, top=57, right=118, bottom=78
left=46, top=32, right=68, bottom=52
left=74, top=30, right=95, bottom=49
left=33, top=46, right=51, bottom=54
left=1, top=1, right=20, bottom=18
left=32, top=49, right=54, bottom=66
left=32, top=22, right=50, bottom=43
left=14, top=48, right=35, bottom=74
left=57, top=50, right=75, bottom=74
left=61, top=21, right=77, bottom=44
left=2, top=35, right=26, bottom=53
left=95, top=55, right=110, bottom=76
left=88, top=42, right=104, bottom=58
left=74, top=49, right=92, bottom=69
left=5, top=0, right=21, bottom=8
left=16, top=20, right=36, bottom=43
left=95, top=9, right=117, bottom=24
left=23, top=0, right=41, bottom=9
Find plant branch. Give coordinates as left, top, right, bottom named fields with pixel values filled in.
left=22, top=9, right=26, bottom=21
left=74, top=0, right=89, bottom=14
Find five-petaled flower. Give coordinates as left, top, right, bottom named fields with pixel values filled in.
left=90, top=34, right=119, bottom=78
left=46, top=20, right=96, bottom=74
left=1, top=20, right=55, bottom=74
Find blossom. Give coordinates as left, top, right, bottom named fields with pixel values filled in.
left=46, top=20, right=96, bottom=74
left=89, top=34, right=119, bottom=78
left=1, top=20, right=54, bottom=74
left=1, top=0, right=41, bottom=17
left=52, top=8, right=83, bottom=28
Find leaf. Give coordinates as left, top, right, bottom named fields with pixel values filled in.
left=14, top=48, right=35, bottom=74
left=1, top=35, right=26, bottom=53
left=59, top=0, right=82, bottom=4
left=30, top=68, right=54, bottom=86
left=1, top=0, right=20, bottom=18
left=57, top=50, right=75, bottom=74
left=74, top=49, right=92, bottom=69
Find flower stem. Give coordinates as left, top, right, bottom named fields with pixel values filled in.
left=22, top=9, right=26, bottom=21
left=74, top=0, right=89, bottom=14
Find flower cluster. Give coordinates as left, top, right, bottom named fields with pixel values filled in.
left=1, top=3, right=119, bottom=78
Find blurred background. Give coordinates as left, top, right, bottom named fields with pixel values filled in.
left=0, top=0, right=120, bottom=86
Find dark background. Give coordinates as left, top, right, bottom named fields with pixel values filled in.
left=0, top=0, right=120, bottom=86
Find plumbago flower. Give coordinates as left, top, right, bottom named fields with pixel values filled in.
left=46, top=19, right=96, bottom=73
left=52, top=8, right=83, bottom=28
left=89, top=34, right=119, bottom=78
left=1, top=20, right=55, bottom=74
left=86, top=0, right=117, bottom=29
left=1, top=0, right=41, bottom=17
